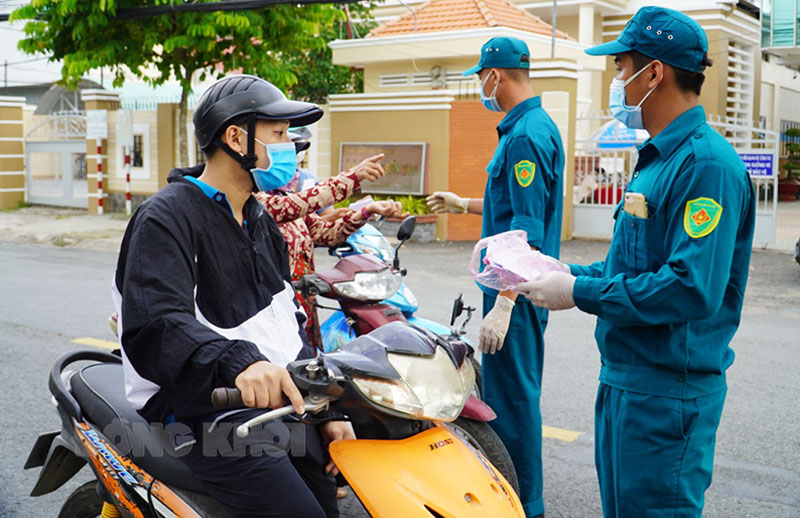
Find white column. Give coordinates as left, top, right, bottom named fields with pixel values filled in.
left=577, top=3, right=596, bottom=117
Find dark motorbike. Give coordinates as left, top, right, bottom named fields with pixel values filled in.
left=25, top=320, right=523, bottom=517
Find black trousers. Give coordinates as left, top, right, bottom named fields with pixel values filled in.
left=180, top=409, right=338, bottom=518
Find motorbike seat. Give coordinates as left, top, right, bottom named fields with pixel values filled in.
left=70, top=362, right=207, bottom=494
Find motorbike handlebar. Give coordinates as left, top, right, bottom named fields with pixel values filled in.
left=210, top=387, right=332, bottom=437
left=211, top=387, right=244, bottom=409
left=292, top=275, right=331, bottom=298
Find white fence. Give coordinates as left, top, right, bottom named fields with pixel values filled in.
left=572, top=112, right=778, bottom=247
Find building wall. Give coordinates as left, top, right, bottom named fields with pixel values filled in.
left=761, top=59, right=800, bottom=138
left=556, top=14, right=579, bottom=46
left=309, top=104, right=332, bottom=180
left=106, top=109, right=160, bottom=197
left=364, top=58, right=480, bottom=94
left=446, top=100, right=503, bottom=241
left=599, top=6, right=761, bottom=123
left=0, top=100, right=25, bottom=208
left=446, top=72, right=577, bottom=242
left=700, top=27, right=730, bottom=120
left=329, top=107, right=450, bottom=211
left=541, top=86, right=576, bottom=240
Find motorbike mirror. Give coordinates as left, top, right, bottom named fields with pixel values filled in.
left=449, top=294, right=464, bottom=327
left=393, top=215, right=416, bottom=270
left=396, top=215, right=416, bottom=243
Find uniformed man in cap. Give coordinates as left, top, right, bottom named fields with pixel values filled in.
left=428, top=36, right=564, bottom=518
left=518, top=7, right=756, bottom=516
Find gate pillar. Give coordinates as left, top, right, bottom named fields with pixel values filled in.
left=81, top=90, right=120, bottom=214
left=0, top=96, right=25, bottom=210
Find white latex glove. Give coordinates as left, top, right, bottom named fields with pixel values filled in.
left=479, top=295, right=515, bottom=355
left=426, top=192, right=469, bottom=214
left=517, top=271, right=577, bottom=310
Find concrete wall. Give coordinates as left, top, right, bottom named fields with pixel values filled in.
left=106, top=109, right=161, bottom=198
left=536, top=71, right=577, bottom=241
left=761, top=60, right=800, bottom=142
left=329, top=107, right=451, bottom=203
left=0, top=97, right=25, bottom=209
left=330, top=60, right=577, bottom=242
left=309, top=104, right=332, bottom=180
left=446, top=100, right=503, bottom=241
left=363, top=58, right=480, bottom=94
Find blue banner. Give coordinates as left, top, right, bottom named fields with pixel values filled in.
left=739, top=153, right=774, bottom=177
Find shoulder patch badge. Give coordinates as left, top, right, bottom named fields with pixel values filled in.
left=514, top=160, right=536, bottom=187
left=683, top=197, right=723, bottom=238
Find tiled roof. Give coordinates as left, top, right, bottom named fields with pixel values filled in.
left=369, top=0, right=572, bottom=40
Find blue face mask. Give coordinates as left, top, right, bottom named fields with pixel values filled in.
left=609, top=61, right=659, bottom=130
left=480, top=72, right=503, bottom=112
left=241, top=129, right=297, bottom=192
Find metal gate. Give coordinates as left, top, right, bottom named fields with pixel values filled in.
left=572, top=112, right=779, bottom=247
left=24, top=112, right=88, bottom=208
left=572, top=114, right=644, bottom=239
left=707, top=115, right=779, bottom=248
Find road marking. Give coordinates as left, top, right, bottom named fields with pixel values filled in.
left=542, top=425, right=584, bottom=443
left=72, top=337, right=118, bottom=350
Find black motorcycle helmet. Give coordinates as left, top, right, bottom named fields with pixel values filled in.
left=289, top=126, right=312, bottom=153
left=193, top=74, right=323, bottom=171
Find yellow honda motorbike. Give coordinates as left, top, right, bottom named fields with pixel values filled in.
left=26, top=320, right=522, bottom=517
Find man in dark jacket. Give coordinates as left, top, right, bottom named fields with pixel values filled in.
left=113, top=75, right=352, bottom=517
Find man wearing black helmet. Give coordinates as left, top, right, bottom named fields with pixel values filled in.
left=113, top=75, right=351, bottom=517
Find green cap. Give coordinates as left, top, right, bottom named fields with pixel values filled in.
left=463, top=37, right=531, bottom=76
left=585, top=6, right=708, bottom=73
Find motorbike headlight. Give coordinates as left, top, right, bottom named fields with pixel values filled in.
left=352, top=376, right=424, bottom=417
left=358, top=244, right=380, bottom=257
left=332, top=269, right=402, bottom=301
left=353, top=347, right=475, bottom=421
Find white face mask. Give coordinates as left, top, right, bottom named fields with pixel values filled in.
left=296, top=149, right=306, bottom=165
left=609, top=61, right=660, bottom=130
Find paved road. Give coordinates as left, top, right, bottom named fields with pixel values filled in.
left=1, top=240, right=798, bottom=517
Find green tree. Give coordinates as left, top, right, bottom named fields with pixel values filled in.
left=783, top=127, right=800, bottom=182
left=288, top=6, right=375, bottom=103
left=12, top=1, right=371, bottom=165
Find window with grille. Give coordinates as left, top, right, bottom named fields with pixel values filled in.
left=760, top=0, right=800, bottom=47
left=132, top=135, right=144, bottom=168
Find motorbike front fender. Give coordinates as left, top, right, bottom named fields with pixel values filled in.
left=460, top=395, right=498, bottom=422
left=330, top=425, right=523, bottom=518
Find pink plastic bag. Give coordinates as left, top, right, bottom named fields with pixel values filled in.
left=469, top=230, right=564, bottom=292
